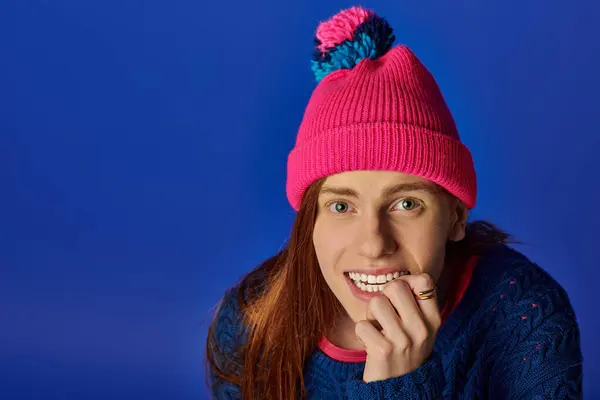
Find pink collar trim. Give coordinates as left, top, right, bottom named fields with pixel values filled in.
left=317, top=335, right=367, bottom=363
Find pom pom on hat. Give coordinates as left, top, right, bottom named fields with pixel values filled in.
left=314, top=7, right=373, bottom=52
left=311, top=6, right=395, bottom=82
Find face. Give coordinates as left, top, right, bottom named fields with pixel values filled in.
left=312, top=170, right=467, bottom=324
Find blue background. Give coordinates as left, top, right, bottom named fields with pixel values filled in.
left=2, top=0, right=599, bottom=398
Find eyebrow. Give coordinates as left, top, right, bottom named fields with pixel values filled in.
left=319, top=182, right=438, bottom=198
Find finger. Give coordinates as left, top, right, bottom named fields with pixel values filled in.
left=385, top=273, right=441, bottom=332
left=367, top=294, right=410, bottom=348
left=381, top=279, right=430, bottom=342
left=365, top=306, right=383, bottom=332
left=355, top=319, right=394, bottom=359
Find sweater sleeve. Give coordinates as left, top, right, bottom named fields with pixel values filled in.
left=345, top=354, right=445, bottom=400
left=207, top=287, right=245, bottom=400
left=488, top=265, right=583, bottom=399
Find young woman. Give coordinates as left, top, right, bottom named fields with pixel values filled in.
left=205, top=7, right=582, bottom=399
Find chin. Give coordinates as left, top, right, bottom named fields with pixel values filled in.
left=343, top=303, right=367, bottom=322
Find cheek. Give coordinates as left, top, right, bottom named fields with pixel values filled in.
left=312, top=219, right=352, bottom=278
left=313, top=220, right=336, bottom=271
left=400, top=221, right=448, bottom=279
left=313, top=219, right=364, bottom=319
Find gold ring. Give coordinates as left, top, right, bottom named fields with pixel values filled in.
left=415, top=287, right=437, bottom=301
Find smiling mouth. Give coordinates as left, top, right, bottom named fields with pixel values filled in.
left=345, top=270, right=411, bottom=292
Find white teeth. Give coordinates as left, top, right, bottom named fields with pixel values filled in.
left=354, top=281, right=386, bottom=292
left=348, top=271, right=409, bottom=283
left=347, top=270, right=411, bottom=292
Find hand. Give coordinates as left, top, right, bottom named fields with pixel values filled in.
left=354, top=273, right=442, bottom=383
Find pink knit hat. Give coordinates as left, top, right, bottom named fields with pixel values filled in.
left=286, top=6, right=477, bottom=211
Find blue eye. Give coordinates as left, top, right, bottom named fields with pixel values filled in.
left=394, top=198, right=421, bottom=211
left=328, top=201, right=353, bottom=214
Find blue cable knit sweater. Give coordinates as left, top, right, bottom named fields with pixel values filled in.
left=208, top=245, right=583, bottom=399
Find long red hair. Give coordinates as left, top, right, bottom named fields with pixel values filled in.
left=205, top=178, right=514, bottom=399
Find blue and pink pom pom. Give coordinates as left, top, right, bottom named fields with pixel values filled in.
left=311, top=6, right=395, bottom=82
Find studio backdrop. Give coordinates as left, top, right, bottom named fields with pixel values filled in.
left=1, top=0, right=598, bottom=398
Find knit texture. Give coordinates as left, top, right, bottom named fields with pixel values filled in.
left=287, top=43, right=477, bottom=211
left=208, top=245, right=583, bottom=399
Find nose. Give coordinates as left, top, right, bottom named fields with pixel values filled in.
left=357, top=211, right=397, bottom=259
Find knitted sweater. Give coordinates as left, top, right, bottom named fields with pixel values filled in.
left=208, top=245, right=583, bottom=399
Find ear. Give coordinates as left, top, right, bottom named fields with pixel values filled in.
left=448, top=199, right=468, bottom=242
